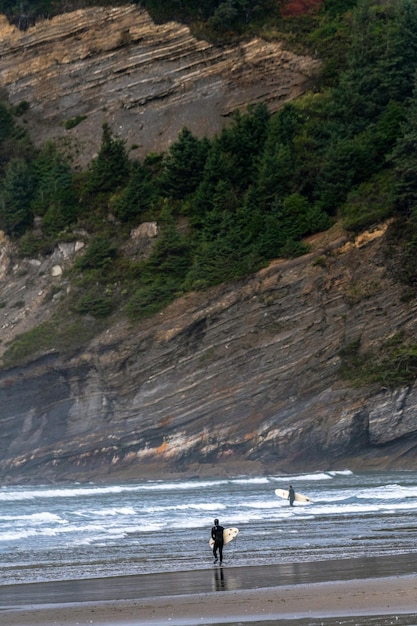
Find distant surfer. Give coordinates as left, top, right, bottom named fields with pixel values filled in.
left=288, top=485, right=295, bottom=507
left=211, top=518, right=224, bottom=564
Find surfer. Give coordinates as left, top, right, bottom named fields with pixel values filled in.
left=211, top=518, right=224, bottom=564
left=288, top=485, right=295, bottom=507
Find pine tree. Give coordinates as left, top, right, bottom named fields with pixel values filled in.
left=390, top=88, right=417, bottom=216
left=30, top=143, right=79, bottom=235
left=0, top=102, right=14, bottom=144
left=86, top=123, right=129, bottom=194
left=0, top=158, right=34, bottom=235
left=216, top=104, right=269, bottom=191
left=160, top=128, right=209, bottom=199
left=113, top=160, right=156, bottom=223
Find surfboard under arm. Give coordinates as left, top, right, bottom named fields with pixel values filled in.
left=274, top=488, right=311, bottom=503
left=209, top=527, right=239, bottom=547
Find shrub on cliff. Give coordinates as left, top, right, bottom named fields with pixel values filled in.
left=75, top=236, right=118, bottom=271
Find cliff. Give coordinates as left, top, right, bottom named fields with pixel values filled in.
left=1, top=220, right=417, bottom=484
left=0, top=4, right=319, bottom=165
left=1, top=6, right=417, bottom=484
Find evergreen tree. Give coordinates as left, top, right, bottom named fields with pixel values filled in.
left=0, top=100, right=33, bottom=177
left=323, top=0, right=357, bottom=16
left=160, top=128, right=209, bottom=199
left=314, top=137, right=366, bottom=212
left=0, top=101, right=15, bottom=144
left=255, top=193, right=313, bottom=258
left=331, top=0, right=417, bottom=135
left=30, top=143, right=79, bottom=236
left=191, top=142, right=230, bottom=223
left=199, top=179, right=240, bottom=243
left=216, top=104, right=269, bottom=191
left=390, top=87, right=417, bottom=216
left=0, top=158, right=34, bottom=235
left=86, top=123, right=129, bottom=194
left=185, top=213, right=251, bottom=289
left=76, top=236, right=118, bottom=271
left=255, top=104, right=302, bottom=209
left=113, top=159, right=156, bottom=223
left=143, top=220, right=191, bottom=283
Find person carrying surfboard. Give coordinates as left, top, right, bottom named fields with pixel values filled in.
left=288, top=485, right=295, bottom=507
left=211, top=518, right=224, bottom=564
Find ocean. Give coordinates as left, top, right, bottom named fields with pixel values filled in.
left=1, top=469, right=417, bottom=586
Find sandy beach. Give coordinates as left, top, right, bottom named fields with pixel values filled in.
left=3, top=576, right=417, bottom=625
left=2, top=555, right=417, bottom=626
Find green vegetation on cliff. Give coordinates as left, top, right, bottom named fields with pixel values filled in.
left=1, top=0, right=417, bottom=377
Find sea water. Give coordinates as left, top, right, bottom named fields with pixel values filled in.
left=1, top=469, right=417, bottom=585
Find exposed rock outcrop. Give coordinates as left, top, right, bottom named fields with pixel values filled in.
left=1, top=223, right=417, bottom=483
left=0, top=5, right=320, bottom=165
left=1, top=7, right=416, bottom=483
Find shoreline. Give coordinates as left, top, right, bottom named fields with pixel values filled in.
left=2, top=554, right=417, bottom=626
left=2, top=576, right=417, bottom=625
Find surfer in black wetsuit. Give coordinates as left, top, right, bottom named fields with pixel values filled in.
left=211, top=518, right=224, bottom=564
left=288, top=485, right=295, bottom=507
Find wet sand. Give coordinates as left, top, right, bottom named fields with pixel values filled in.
left=2, top=554, right=417, bottom=625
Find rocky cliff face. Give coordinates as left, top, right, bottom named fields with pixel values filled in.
left=0, top=4, right=319, bottom=165
left=1, top=221, right=417, bottom=484
left=1, top=6, right=417, bottom=484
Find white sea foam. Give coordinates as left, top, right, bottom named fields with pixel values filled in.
left=86, top=507, right=137, bottom=517
left=0, top=481, right=232, bottom=502
left=356, top=484, right=417, bottom=499
left=0, top=522, right=104, bottom=542
left=2, top=471, right=417, bottom=586
left=230, top=477, right=271, bottom=484
left=140, top=479, right=230, bottom=491
left=0, top=485, right=130, bottom=500
left=144, top=502, right=225, bottom=514
left=0, top=512, right=65, bottom=523
left=270, top=472, right=333, bottom=482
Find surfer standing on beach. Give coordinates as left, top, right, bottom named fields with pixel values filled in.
left=211, top=518, right=224, bottom=564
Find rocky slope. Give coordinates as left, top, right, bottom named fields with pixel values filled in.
left=0, top=4, right=319, bottom=165
left=1, top=6, right=417, bottom=484
left=1, top=220, right=417, bottom=484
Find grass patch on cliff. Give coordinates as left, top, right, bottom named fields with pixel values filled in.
left=2, top=317, right=105, bottom=367
left=63, top=115, right=87, bottom=130
left=339, top=335, right=417, bottom=388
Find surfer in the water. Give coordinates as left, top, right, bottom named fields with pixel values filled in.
left=288, top=485, right=295, bottom=507
left=211, top=518, right=224, bottom=564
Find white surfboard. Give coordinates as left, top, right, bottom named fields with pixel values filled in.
left=275, top=488, right=311, bottom=503
left=209, top=527, right=239, bottom=548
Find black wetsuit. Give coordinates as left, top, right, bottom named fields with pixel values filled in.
left=211, top=524, right=224, bottom=562
left=289, top=487, right=295, bottom=506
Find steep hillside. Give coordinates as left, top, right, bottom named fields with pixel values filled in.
left=2, top=219, right=417, bottom=484
left=1, top=1, right=417, bottom=484
left=0, top=4, right=319, bottom=166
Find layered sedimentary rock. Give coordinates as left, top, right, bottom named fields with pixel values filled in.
left=1, top=223, right=417, bottom=483
left=0, top=5, right=320, bottom=164
left=1, top=7, right=416, bottom=483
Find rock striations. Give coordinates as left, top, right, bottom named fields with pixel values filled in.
left=0, top=5, right=320, bottom=164
left=1, top=7, right=417, bottom=483
left=1, top=221, right=417, bottom=483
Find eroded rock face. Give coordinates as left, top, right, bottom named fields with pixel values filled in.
left=1, top=8, right=416, bottom=483
left=1, top=225, right=417, bottom=483
left=0, top=5, right=320, bottom=164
